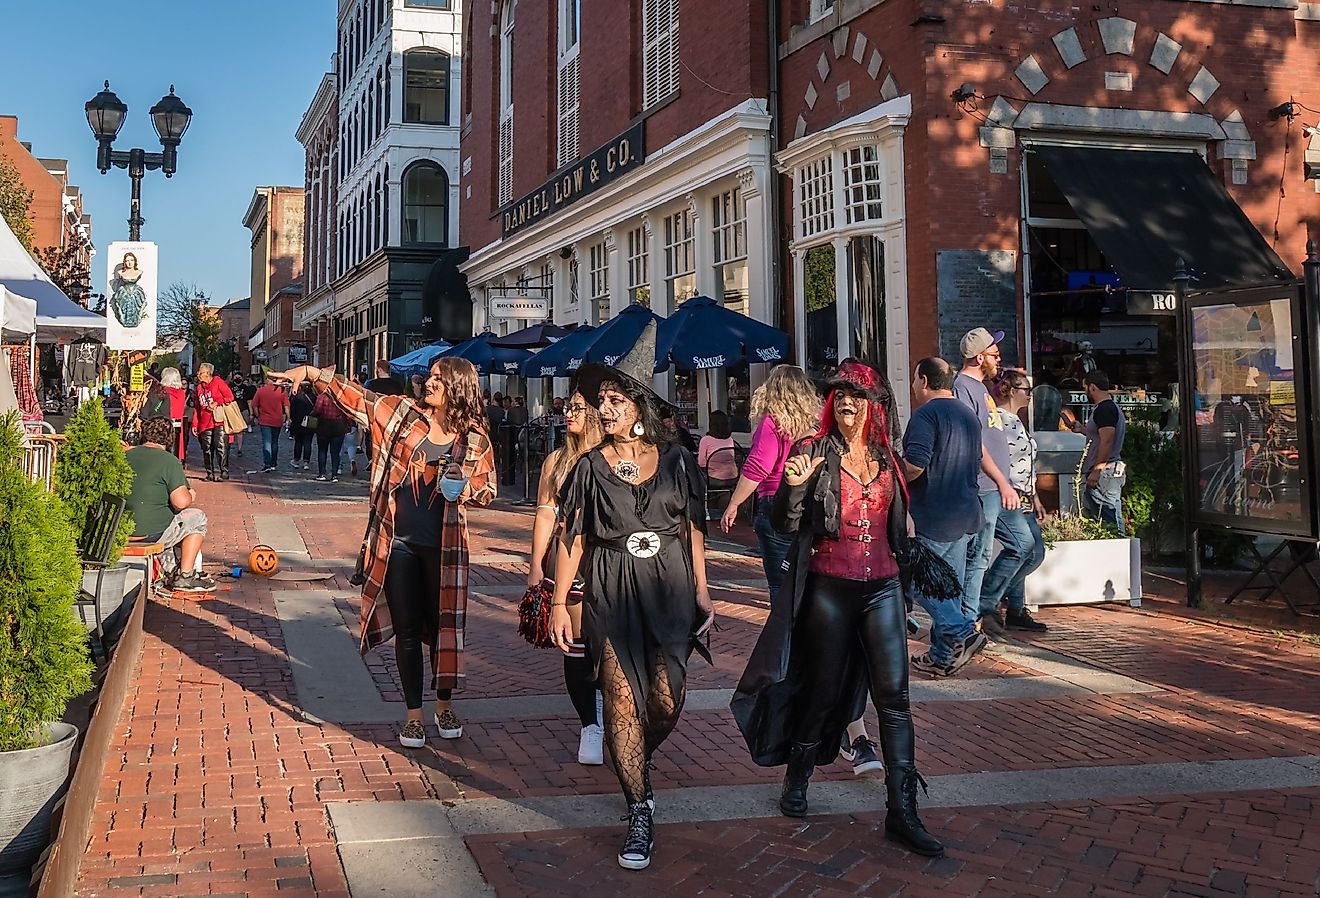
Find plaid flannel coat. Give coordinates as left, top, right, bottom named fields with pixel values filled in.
left=318, top=374, right=496, bottom=691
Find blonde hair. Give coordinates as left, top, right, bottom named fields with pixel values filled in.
left=750, top=365, right=821, bottom=441
left=548, top=392, right=602, bottom=492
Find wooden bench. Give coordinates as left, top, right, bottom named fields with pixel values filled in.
left=122, top=539, right=166, bottom=596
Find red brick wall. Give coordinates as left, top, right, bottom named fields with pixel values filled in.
left=778, top=0, right=1320, bottom=362
left=461, top=0, right=771, bottom=253
left=0, top=116, right=73, bottom=255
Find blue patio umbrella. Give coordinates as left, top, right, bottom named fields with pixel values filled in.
left=656, top=295, right=790, bottom=370
left=582, top=304, right=666, bottom=371
left=436, top=332, right=532, bottom=375
left=388, top=341, right=452, bottom=378
left=520, top=324, right=597, bottom=377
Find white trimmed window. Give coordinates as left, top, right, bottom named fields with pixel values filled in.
left=626, top=225, right=650, bottom=306
left=712, top=187, right=746, bottom=265
left=809, top=0, right=835, bottom=23
left=642, top=0, right=680, bottom=109
left=557, top=0, right=581, bottom=167
left=843, top=144, right=884, bottom=224
left=663, top=208, right=696, bottom=305
left=797, top=156, right=835, bottom=239
left=589, top=240, right=610, bottom=323
left=498, top=2, right=516, bottom=206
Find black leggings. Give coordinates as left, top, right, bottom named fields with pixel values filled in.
left=792, top=574, right=914, bottom=770
left=384, top=540, right=452, bottom=710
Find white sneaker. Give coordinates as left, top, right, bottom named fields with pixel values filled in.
left=578, top=723, right=604, bottom=765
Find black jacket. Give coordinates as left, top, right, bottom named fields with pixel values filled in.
left=731, top=434, right=909, bottom=767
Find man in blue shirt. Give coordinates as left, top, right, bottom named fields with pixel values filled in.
left=901, top=357, right=986, bottom=676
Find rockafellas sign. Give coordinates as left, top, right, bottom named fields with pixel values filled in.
left=501, top=122, right=645, bottom=238
left=105, top=241, right=158, bottom=351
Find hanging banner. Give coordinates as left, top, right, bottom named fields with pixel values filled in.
left=105, top=241, right=158, bottom=350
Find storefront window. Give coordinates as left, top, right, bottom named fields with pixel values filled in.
left=627, top=225, right=650, bottom=306
left=804, top=243, right=837, bottom=376
left=664, top=208, right=696, bottom=307
left=588, top=240, right=609, bottom=323
left=1190, top=293, right=1306, bottom=527
left=848, top=235, right=885, bottom=371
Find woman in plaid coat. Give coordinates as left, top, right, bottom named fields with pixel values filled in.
left=276, top=358, right=496, bottom=749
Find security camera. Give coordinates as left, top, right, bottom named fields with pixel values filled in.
left=559, top=246, right=574, bottom=260
left=951, top=83, right=979, bottom=103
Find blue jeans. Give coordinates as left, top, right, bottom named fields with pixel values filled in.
left=260, top=424, right=281, bottom=469
left=963, top=490, right=1003, bottom=622
left=980, top=507, right=1045, bottom=613
left=911, top=533, right=978, bottom=667
left=753, top=495, right=795, bottom=607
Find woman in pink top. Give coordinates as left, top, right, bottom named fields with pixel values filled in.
left=718, top=365, right=820, bottom=602
left=697, top=411, right=739, bottom=484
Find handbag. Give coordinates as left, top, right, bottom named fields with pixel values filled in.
left=301, top=415, right=320, bottom=430
left=516, top=579, right=556, bottom=648
left=217, top=401, right=248, bottom=436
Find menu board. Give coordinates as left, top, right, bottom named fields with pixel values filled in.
left=1187, top=286, right=1312, bottom=535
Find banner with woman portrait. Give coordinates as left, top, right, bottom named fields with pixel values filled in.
left=105, top=241, right=158, bottom=350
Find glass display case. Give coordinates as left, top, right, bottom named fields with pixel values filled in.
left=1184, top=285, right=1314, bottom=537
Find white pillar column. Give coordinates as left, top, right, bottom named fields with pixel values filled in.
left=643, top=213, right=671, bottom=401
left=606, top=228, right=627, bottom=316
left=832, top=235, right=850, bottom=368
left=791, top=248, right=807, bottom=367
left=740, top=167, right=773, bottom=394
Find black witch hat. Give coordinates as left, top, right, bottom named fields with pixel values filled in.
left=576, top=320, right=668, bottom=410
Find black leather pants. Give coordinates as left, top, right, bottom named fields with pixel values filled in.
left=198, top=426, right=228, bottom=478
left=791, top=574, right=914, bottom=770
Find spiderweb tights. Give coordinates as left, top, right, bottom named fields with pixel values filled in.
left=598, top=640, right=685, bottom=805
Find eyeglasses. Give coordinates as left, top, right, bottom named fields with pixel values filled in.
left=1013, top=386, right=1034, bottom=394
left=565, top=404, right=589, bottom=416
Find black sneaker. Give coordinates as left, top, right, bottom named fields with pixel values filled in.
left=840, top=735, right=885, bottom=776
left=949, top=631, right=988, bottom=673
left=617, top=803, right=654, bottom=870
left=1005, top=609, right=1049, bottom=631
left=979, top=611, right=1006, bottom=638
left=911, top=652, right=954, bottom=677
left=174, top=572, right=217, bottom=593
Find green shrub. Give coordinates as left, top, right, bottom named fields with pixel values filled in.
left=1040, top=513, right=1121, bottom=548
left=0, top=413, right=92, bottom=751
left=55, top=398, right=134, bottom=562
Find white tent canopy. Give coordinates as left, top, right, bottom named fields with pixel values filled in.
left=0, top=214, right=107, bottom=341
left=0, top=286, right=36, bottom=340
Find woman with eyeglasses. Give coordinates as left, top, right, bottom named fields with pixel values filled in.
left=528, top=391, right=605, bottom=765
left=981, top=369, right=1048, bottom=631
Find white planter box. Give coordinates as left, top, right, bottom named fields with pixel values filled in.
left=1025, top=537, right=1142, bottom=608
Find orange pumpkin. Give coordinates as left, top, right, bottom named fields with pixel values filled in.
left=248, top=545, right=280, bottom=577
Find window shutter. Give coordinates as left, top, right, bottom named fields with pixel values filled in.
left=498, top=108, right=514, bottom=207
left=642, top=0, right=679, bottom=109
left=557, top=56, right=580, bottom=167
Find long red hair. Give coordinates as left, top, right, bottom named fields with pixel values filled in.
left=809, top=362, right=910, bottom=508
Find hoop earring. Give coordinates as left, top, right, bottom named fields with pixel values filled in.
left=632, top=422, right=645, bottom=437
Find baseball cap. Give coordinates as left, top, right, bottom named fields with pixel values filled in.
left=960, top=327, right=1004, bottom=359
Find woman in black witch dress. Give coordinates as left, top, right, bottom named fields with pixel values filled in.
left=548, top=322, right=715, bottom=872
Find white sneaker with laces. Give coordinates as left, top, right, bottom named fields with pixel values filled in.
left=578, top=723, right=604, bottom=765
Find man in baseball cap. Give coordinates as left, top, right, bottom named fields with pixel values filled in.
left=952, top=326, right=1026, bottom=649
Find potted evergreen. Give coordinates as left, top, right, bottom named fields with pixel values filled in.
left=55, top=398, right=136, bottom=626
left=0, top=413, right=93, bottom=874
left=1025, top=442, right=1143, bottom=608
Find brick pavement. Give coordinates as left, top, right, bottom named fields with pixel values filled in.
left=70, top=462, right=1320, bottom=897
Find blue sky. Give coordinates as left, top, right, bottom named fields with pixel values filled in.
left=1, top=1, right=335, bottom=305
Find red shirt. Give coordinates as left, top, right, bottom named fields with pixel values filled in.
left=194, top=376, right=234, bottom=431
left=250, top=383, right=290, bottom=427
left=809, top=467, right=899, bottom=582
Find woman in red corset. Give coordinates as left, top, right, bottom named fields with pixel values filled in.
left=731, top=360, right=943, bottom=858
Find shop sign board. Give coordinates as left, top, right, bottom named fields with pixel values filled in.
left=501, top=122, right=645, bottom=238
left=490, top=295, right=550, bottom=320
left=288, top=345, right=308, bottom=364
left=105, top=241, right=158, bottom=350
left=1128, top=291, right=1178, bottom=315
left=129, top=363, right=144, bottom=393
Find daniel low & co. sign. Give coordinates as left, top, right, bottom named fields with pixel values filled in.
left=501, top=122, right=645, bottom=238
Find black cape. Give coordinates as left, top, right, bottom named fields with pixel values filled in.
left=729, top=435, right=910, bottom=768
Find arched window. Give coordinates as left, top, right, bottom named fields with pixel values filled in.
left=377, top=66, right=387, bottom=129
left=401, top=161, right=448, bottom=245
left=382, top=164, right=390, bottom=246
left=403, top=49, right=450, bottom=125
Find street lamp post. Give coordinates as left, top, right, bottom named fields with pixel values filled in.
left=85, top=81, right=193, bottom=241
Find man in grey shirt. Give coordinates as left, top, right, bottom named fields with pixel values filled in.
left=953, top=328, right=1023, bottom=637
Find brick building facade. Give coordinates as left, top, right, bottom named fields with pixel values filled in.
left=242, top=186, right=306, bottom=372
left=296, top=72, right=339, bottom=368
left=217, top=297, right=254, bottom=376
left=0, top=115, right=94, bottom=298
left=461, top=0, right=774, bottom=423
left=777, top=0, right=1318, bottom=414
left=461, top=0, right=1320, bottom=421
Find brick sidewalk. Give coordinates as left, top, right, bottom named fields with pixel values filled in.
left=70, top=471, right=1320, bottom=897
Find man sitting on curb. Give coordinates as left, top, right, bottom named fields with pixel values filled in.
left=126, top=416, right=216, bottom=593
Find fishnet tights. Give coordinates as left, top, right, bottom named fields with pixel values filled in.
left=598, top=640, right=685, bottom=804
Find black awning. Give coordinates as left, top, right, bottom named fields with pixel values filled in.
left=1031, top=145, right=1293, bottom=292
